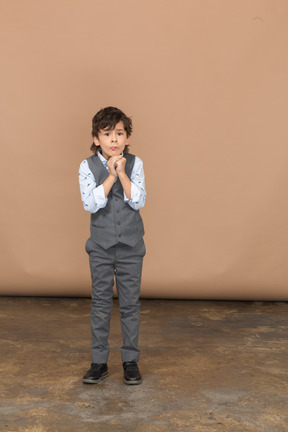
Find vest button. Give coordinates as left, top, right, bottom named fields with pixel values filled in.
left=118, top=222, right=120, bottom=225
left=118, top=234, right=122, bottom=238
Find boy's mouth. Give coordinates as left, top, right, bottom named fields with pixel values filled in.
left=111, top=146, right=118, bottom=150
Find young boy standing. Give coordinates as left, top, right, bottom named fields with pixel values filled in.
left=79, top=107, right=146, bottom=385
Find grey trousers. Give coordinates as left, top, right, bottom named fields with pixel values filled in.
left=85, top=237, right=146, bottom=363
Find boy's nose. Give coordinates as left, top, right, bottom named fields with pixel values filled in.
left=111, top=133, right=117, bottom=142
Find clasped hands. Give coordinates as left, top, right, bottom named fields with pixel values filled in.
left=107, top=155, right=126, bottom=178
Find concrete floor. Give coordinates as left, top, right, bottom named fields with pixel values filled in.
left=1, top=297, right=288, bottom=432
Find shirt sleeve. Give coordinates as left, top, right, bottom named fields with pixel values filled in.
left=123, top=156, right=146, bottom=210
left=78, top=159, right=108, bottom=213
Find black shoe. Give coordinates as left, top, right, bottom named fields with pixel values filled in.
left=83, top=363, right=108, bottom=384
left=123, top=361, right=142, bottom=385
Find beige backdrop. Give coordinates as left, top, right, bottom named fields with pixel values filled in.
left=1, top=0, right=288, bottom=299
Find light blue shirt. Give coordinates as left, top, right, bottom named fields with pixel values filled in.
left=79, top=152, right=146, bottom=213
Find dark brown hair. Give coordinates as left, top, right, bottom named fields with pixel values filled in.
left=90, top=106, right=132, bottom=154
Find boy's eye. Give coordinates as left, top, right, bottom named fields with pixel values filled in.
left=118, top=132, right=123, bottom=136
left=104, top=133, right=110, bottom=136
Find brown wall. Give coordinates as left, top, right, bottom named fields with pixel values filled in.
left=1, top=0, right=288, bottom=299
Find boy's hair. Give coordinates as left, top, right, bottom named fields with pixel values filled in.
left=90, top=106, right=132, bottom=154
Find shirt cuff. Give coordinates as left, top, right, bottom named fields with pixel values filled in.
left=92, top=185, right=108, bottom=208
left=124, top=183, right=141, bottom=203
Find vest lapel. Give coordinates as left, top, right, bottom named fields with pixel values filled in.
left=87, top=155, right=109, bottom=185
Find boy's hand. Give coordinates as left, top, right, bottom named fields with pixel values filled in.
left=115, top=156, right=131, bottom=199
left=115, top=156, right=126, bottom=175
left=107, top=156, right=122, bottom=177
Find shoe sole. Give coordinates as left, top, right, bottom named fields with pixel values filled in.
left=124, top=378, right=143, bottom=385
left=83, top=372, right=109, bottom=384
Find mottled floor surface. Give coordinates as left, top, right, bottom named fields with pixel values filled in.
left=1, top=297, right=288, bottom=432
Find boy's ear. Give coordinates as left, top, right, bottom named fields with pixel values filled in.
left=93, top=136, right=100, bottom=147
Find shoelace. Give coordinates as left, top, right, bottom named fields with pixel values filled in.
left=91, top=363, right=105, bottom=370
left=124, top=362, right=138, bottom=372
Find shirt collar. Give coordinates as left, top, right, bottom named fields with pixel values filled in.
left=98, top=150, right=108, bottom=166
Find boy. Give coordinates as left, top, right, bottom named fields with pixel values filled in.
left=79, top=106, right=146, bottom=385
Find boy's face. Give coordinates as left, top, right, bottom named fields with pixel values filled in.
left=93, top=121, right=129, bottom=160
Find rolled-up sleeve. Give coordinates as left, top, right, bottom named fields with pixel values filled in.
left=78, top=160, right=108, bottom=213
left=123, top=156, right=146, bottom=210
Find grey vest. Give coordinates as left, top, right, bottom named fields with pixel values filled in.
left=87, top=153, right=145, bottom=249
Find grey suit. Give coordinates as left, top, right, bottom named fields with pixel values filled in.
left=85, top=153, right=145, bottom=363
